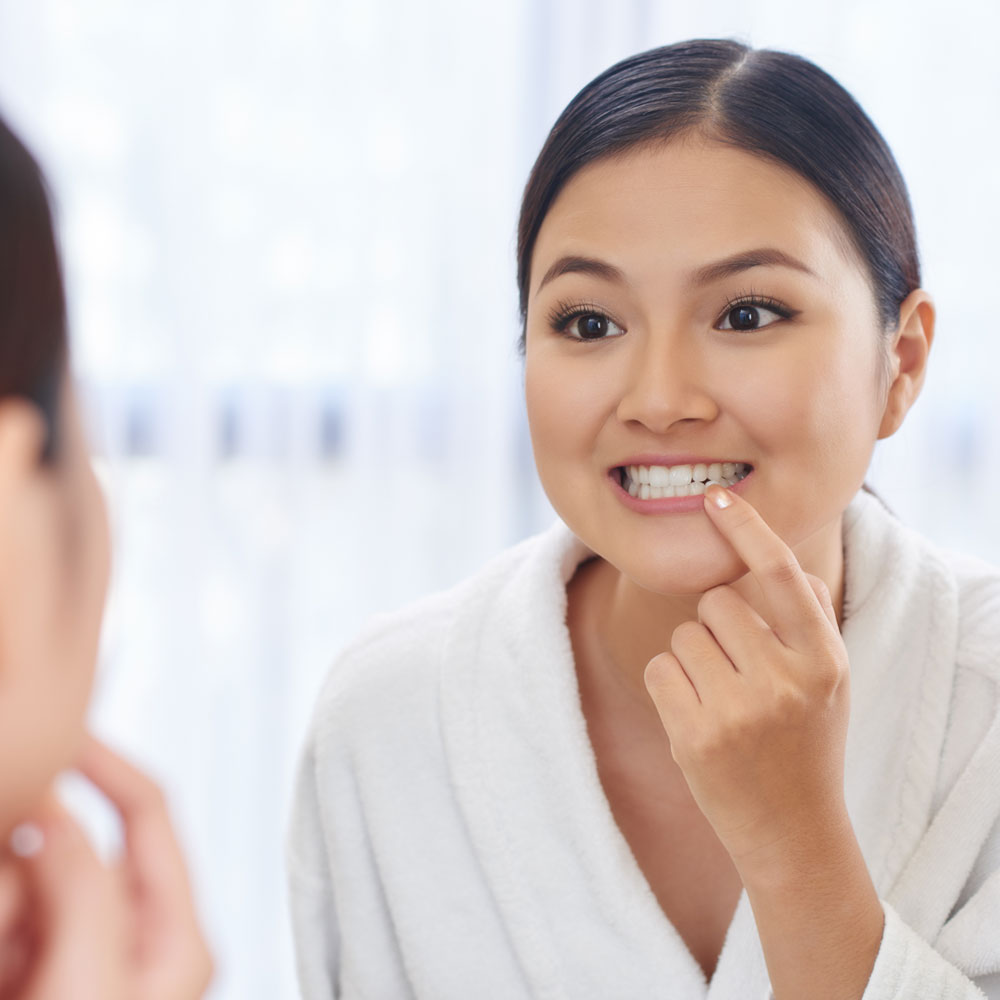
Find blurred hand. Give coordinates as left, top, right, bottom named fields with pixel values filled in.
left=0, top=735, right=213, bottom=1000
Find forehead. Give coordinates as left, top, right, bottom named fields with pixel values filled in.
left=530, top=138, right=865, bottom=295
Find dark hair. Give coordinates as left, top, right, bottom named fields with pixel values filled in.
left=516, top=40, right=920, bottom=351
left=0, top=112, right=68, bottom=460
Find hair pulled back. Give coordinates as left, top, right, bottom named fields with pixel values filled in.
left=516, top=40, right=920, bottom=350
left=0, top=113, right=67, bottom=458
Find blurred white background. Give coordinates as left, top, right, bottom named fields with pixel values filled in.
left=0, top=0, right=996, bottom=996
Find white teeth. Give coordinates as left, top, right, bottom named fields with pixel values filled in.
left=669, top=465, right=692, bottom=486
left=625, top=462, right=750, bottom=487
left=620, top=461, right=751, bottom=499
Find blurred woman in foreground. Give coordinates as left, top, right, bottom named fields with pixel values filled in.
left=0, top=114, right=212, bottom=998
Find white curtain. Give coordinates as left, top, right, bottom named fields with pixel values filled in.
left=0, top=1, right=995, bottom=997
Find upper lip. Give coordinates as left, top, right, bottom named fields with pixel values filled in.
left=610, top=455, right=752, bottom=470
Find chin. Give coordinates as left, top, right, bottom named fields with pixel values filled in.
left=635, top=562, right=749, bottom=598
left=598, top=536, right=750, bottom=598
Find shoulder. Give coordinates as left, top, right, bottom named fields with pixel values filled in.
left=940, top=548, right=1000, bottom=684
left=305, top=520, right=579, bottom=754
left=846, top=491, right=1000, bottom=684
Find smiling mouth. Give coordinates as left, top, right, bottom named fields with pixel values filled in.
left=616, top=462, right=753, bottom=499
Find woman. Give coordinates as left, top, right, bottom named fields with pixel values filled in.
left=288, top=41, right=1000, bottom=999
left=0, top=115, right=212, bottom=997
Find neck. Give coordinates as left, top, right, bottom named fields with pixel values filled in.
left=569, top=517, right=846, bottom=727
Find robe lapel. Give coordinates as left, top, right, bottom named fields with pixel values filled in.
left=440, top=522, right=711, bottom=997
left=840, top=493, right=960, bottom=899
left=440, top=492, right=973, bottom=998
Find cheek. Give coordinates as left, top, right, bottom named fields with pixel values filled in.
left=524, top=356, right=605, bottom=461
left=737, top=342, right=883, bottom=456
left=731, top=344, right=883, bottom=550
left=49, top=464, right=110, bottom=709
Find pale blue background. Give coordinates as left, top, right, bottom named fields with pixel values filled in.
left=0, top=1, right=995, bottom=996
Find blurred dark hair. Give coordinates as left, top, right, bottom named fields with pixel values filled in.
left=516, top=40, right=920, bottom=351
left=0, top=112, right=67, bottom=460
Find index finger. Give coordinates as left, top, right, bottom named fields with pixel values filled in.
left=72, top=735, right=198, bottom=910
left=703, top=483, right=831, bottom=648
left=73, top=736, right=214, bottom=996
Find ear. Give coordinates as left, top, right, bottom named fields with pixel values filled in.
left=877, top=289, right=935, bottom=440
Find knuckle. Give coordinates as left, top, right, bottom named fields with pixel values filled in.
left=764, top=555, right=800, bottom=585
left=671, top=620, right=707, bottom=654
left=728, top=507, right=757, bottom=531
left=687, top=706, right=751, bottom=760
left=697, top=585, right=732, bottom=622
left=812, top=653, right=849, bottom=699
left=772, top=678, right=809, bottom=719
left=643, top=652, right=676, bottom=693
left=667, top=729, right=696, bottom=769
left=132, top=777, right=169, bottom=816
left=688, top=723, right=736, bottom=763
left=807, top=573, right=832, bottom=606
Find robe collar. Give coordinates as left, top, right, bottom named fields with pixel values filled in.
left=440, top=490, right=962, bottom=998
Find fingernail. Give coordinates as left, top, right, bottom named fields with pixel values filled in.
left=8, top=823, right=44, bottom=858
left=706, top=483, right=733, bottom=509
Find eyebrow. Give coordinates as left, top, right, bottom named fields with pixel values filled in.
left=536, top=255, right=625, bottom=294
left=691, top=247, right=816, bottom=285
left=535, top=246, right=816, bottom=295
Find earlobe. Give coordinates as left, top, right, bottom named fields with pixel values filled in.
left=877, top=289, right=935, bottom=440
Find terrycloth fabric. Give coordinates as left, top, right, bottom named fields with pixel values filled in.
left=287, top=490, right=1000, bottom=999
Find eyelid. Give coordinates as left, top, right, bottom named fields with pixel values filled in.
left=714, top=291, right=796, bottom=331
left=547, top=300, right=627, bottom=341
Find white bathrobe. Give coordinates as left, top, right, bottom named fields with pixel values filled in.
left=287, top=490, right=1000, bottom=999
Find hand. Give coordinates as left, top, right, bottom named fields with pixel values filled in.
left=643, top=485, right=851, bottom=875
left=0, top=736, right=213, bottom=1000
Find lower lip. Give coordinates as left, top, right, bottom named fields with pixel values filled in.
left=609, top=468, right=754, bottom=514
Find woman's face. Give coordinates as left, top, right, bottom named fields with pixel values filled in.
left=0, top=377, right=110, bottom=836
left=524, top=137, right=898, bottom=596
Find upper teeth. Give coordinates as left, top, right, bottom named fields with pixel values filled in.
left=622, top=462, right=750, bottom=499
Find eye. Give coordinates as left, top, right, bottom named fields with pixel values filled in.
left=550, top=306, right=626, bottom=341
left=716, top=298, right=792, bottom=332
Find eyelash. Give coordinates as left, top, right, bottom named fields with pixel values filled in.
left=719, top=290, right=796, bottom=327
left=547, top=301, right=624, bottom=339
left=547, top=290, right=796, bottom=341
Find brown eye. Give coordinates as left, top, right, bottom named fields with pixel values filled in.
left=729, top=306, right=760, bottom=329
left=562, top=312, right=625, bottom=341
left=579, top=314, right=609, bottom=338
left=716, top=301, right=787, bottom=332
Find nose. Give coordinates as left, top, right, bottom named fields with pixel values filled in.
left=614, top=330, right=719, bottom=433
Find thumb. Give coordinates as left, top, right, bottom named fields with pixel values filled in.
left=0, top=856, right=31, bottom=993
left=16, top=801, right=127, bottom=1000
